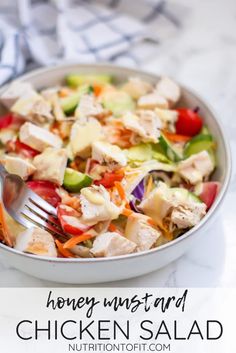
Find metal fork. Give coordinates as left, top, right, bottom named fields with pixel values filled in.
left=0, top=165, right=66, bottom=238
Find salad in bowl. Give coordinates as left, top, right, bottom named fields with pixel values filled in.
left=0, top=73, right=219, bottom=260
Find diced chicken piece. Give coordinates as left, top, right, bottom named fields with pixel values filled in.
left=177, top=151, right=214, bottom=185
left=0, top=81, right=34, bottom=109
left=140, top=181, right=206, bottom=229
left=2, top=155, right=36, bottom=180
left=0, top=129, right=16, bottom=144
left=138, top=110, right=162, bottom=142
left=122, top=112, right=144, bottom=136
left=11, top=90, right=39, bottom=115
left=51, top=94, right=66, bottom=121
left=137, top=92, right=168, bottom=109
left=11, top=91, right=53, bottom=124
left=88, top=163, right=107, bottom=180
left=122, top=110, right=162, bottom=143
left=75, top=94, right=104, bottom=119
left=40, top=87, right=59, bottom=100
left=92, top=140, right=127, bottom=170
left=122, top=77, right=153, bottom=99
left=41, top=87, right=66, bottom=121
left=14, top=227, right=57, bottom=257
left=93, top=220, right=110, bottom=234
left=80, top=185, right=121, bottom=226
left=33, top=147, right=67, bottom=185
left=29, top=99, right=53, bottom=123
left=155, top=77, right=181, bottom=107
left=171, top=203, right=206, bottom=229
left=125, top=213, right=164, bottom=251
left=139, top=182, right=173, bottom=224
left=91, top=232, right=136, bottom=257
left=19, top=122, right=62, bottom=152
left=70, top=118, right=102, bottom=158
left=155, top=107, right=178, bottom=132
left=53, top=120, right=73, bottom=140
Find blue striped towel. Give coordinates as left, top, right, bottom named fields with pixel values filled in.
left=0, top=0, right=184, bottom=85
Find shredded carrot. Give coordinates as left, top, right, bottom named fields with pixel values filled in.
left=63, top=233, right=93, bottom=249
left=93, top=84, right=103, bottom=97
left=125, top=202, right=131, bottom=209
left=115, top=168, right=125, bottom=177
left=114, top=181, right=126, bottom=201
left=108, top=223, right=118, bottom=232
left=59, top=89, right=70, bottom=98
left=163, top=131, right=191, bottom=143
left=106, top=124, right=133, bottom=148
left=55, top=239, right=75, bottom=258
left=145, top=176, right=153, bottom=196
left=0, top=204, right=13, bottom=247
left=147, top=217, right=173, bottom=240
left=122, top=208, right=134, bottom=217
left=108, top=223, right=123, bottom=235
left=111, top=120, right=124, bottom=128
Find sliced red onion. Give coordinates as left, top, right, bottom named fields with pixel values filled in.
left=132, top=178, right=145, bottom=201
left=130, top=179, right=145, bottom=213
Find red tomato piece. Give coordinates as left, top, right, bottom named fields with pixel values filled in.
left=0, top=114, right=25, bottom=130
left=0, top=114, right=13, bottom=129
left=27, top=180, right=61, bottom=208
left=94, top=171, right=124, bottom=188
left=15, top=139, right=39, bottom=158
left=7, top=139, right=39, bottom=158
left=199, top=182, right=220, bottom=210
left=57, top=204, right=90, bottom=235
left=176, top=108, right=203, bottom=137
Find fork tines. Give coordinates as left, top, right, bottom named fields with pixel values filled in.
left=20, top=194, right=67, bottom=240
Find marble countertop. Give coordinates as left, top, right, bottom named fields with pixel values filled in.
left=0, top=0, right=235, bottom=287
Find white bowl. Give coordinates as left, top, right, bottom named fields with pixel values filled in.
left=0, top=64, right=231, bottom=284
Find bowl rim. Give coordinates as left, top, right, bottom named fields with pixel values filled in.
left=0, top=62, right=232, bottom=264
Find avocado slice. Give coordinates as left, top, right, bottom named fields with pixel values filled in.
left=63, top=168, right=92, bottom=193
left=159, top=134, right=182, bottom=162
left=102, top=91, right=135, bottom=116
left=66, top=74, right=112, bottom=88
left=184, top=134, right=215, bottom=158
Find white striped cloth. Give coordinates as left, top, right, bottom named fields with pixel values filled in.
left=0, top=0, right=185, bottom=85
